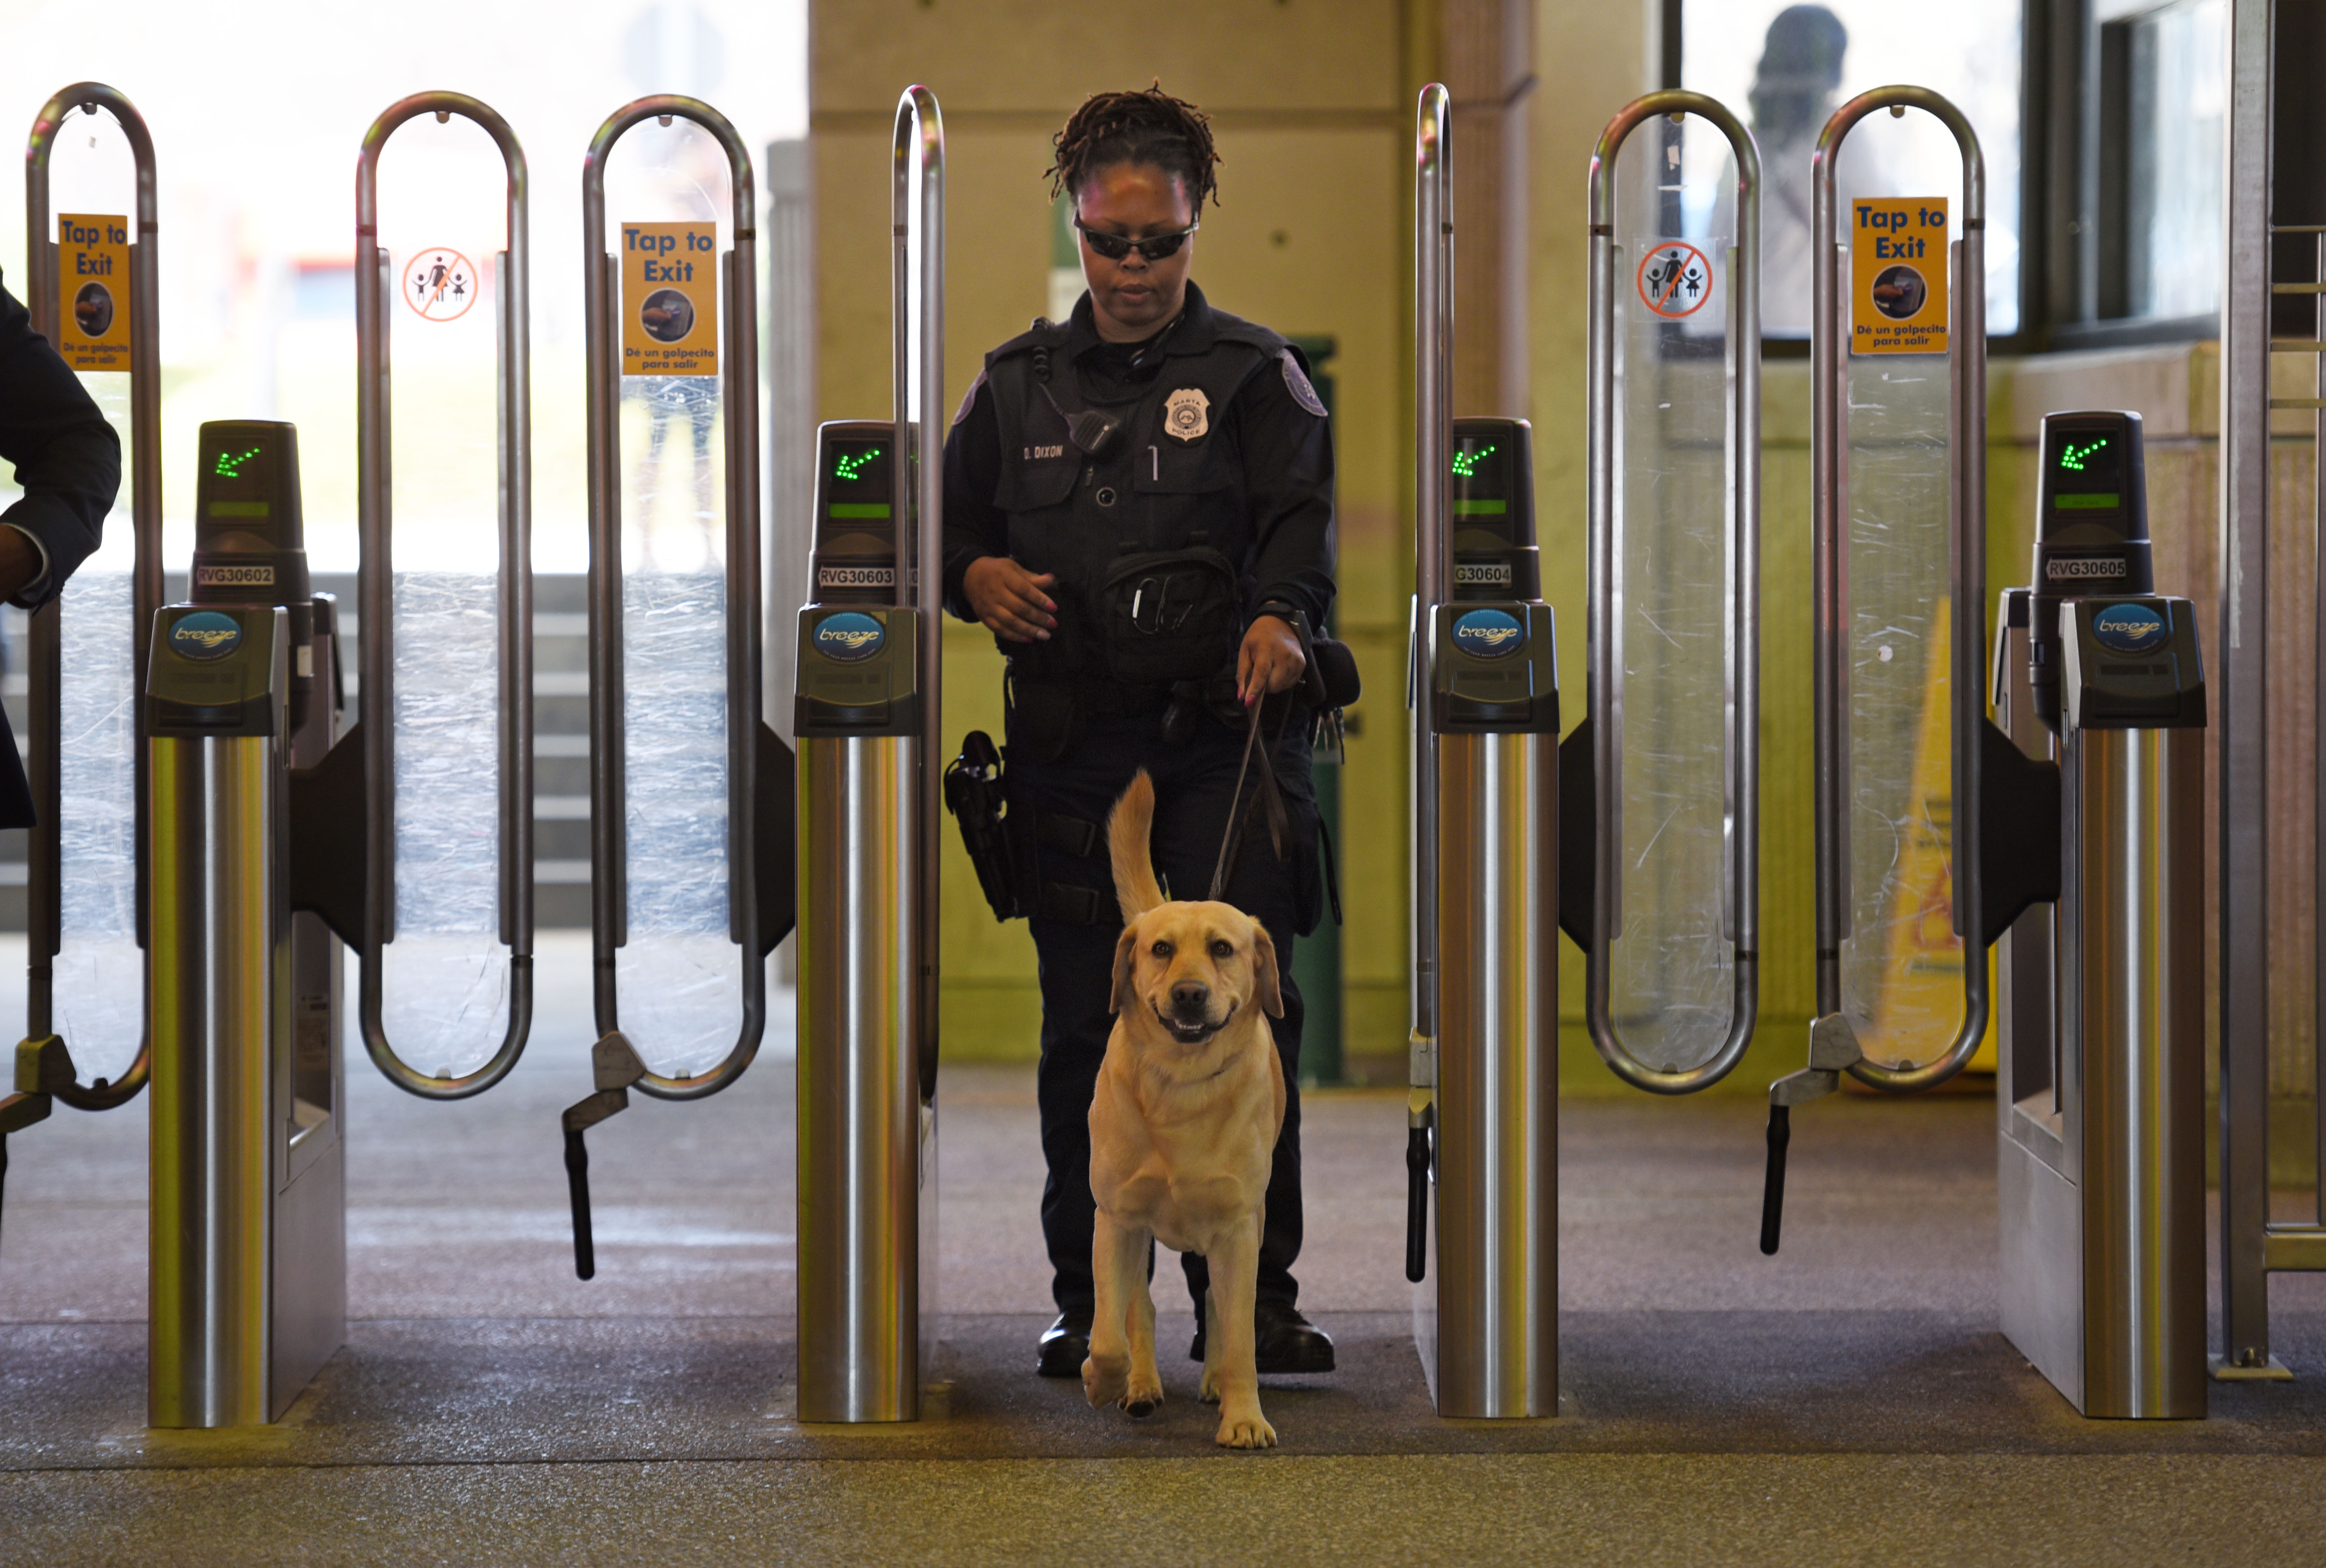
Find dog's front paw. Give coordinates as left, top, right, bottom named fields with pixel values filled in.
left=1122, top=1366, right=1165, bottom=1419
left=1197, top=1366, right=1222, bottom=1404
left=1082, top=1352, right=1129, bottom=1410
left=1214, top=1407, right=1277, bottom=1449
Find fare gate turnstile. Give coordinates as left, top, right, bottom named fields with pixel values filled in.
left=1992, top=413, right=2208, bottom=1419
left=141, top=92, right=543, bottom=1427
left=558, top=95, right=794, bottom=1280
left=792, top=86, right=944, bottom=1425
left=0, top=83, right=162, bottom=1256
left=146, top=425, right=347, bottom=1427
left=1401, top=85, right=1762, bottom=1419
left=1750, top=87, right=2209, bottom=1420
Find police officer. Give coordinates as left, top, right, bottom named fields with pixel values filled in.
left=942, top=87, right=1337, bottom=1379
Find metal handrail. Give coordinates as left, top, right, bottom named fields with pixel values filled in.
left=894, top=86, right=945, bottom=1101
left=582, top=96, right=765, bottom=1100
left=21, top=83, right=161, bottom=1111
left=1409, top=82, right=1450, bottom=1096
left=1583, top=91, right=1762, bottom=1094
left=1809, top=86, right=1988, bottom=1092
left=355, top=93, right=534, bottom=1099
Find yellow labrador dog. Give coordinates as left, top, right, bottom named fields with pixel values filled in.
left=1082, top=769, right=1285, bottom=1449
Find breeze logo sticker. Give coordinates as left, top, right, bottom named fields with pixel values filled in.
left=170, top=610, right=243, bottom=661
left=1164, top=387, right=1210, bottom=442
left=56, top=214, right=131, bottom=370
left=814, top=611, right=886, bottom=661
left=1851, top=199, right=1949, bottom=355
left=1452, top=608, right=1524, bottom=659
left=2091, top=603, right=2169, bottom=655
left=621, top=222, right=720, bottom=377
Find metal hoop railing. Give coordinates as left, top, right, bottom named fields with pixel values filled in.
left=18, top=82, right=161, bottom=1112
left=1809, top=86, right=1988, bottom=1092
left=1409, top=82, right=1451, bottom=1099
left=354, top=92, right=534, bottom=1099
left=893, top=85, right=946, bottom=1100
left=582, top=96, right=768, bottom=1099
left=1583, top=91, right=1762, bottom=1094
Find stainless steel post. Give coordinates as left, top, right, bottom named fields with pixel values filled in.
left=1583, top=92, right=1762, bottom=1093
left=148, top=605, right=342, bottom=1426
left=1999, top=597, right=2208, bottom=1418
left=15, top=84, right=162, bottom=1111
left=795, top=85, right=943, bottom=1425
left=352, top=94, right=534, bottom=1097
left=1428, top=721, right=1558, bottom=1417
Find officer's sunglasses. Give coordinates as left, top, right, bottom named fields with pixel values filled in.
left=1075, top=220, right=1200, bottom=263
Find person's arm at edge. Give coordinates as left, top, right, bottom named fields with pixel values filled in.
left=1238, top=350, right=1335, bottom=631
left=941, top=371, right=1008, bottom=622
left=0, top=278, right=115, bottom=608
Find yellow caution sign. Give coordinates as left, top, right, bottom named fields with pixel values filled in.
left=1850, top=197, right=1948, bottom=356
left=56, top=213, right=131, bottom=371
left=620, top=221, right=718, bottom=377
left=1865, top=595, right=1998, bottom=1074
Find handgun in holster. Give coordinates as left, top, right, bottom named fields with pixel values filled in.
left=944, top=730, right=1021, bottom=921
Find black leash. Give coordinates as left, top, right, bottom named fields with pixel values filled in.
left=1207, top=694, right=1293, bottom=903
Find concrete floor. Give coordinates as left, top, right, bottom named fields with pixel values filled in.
left=5, top=933, right=2326, bottom=1565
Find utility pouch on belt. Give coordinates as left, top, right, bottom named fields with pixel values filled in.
left=944, top=731, right=1019, bottom=921
left=1097, top=541, right=1241, bottom=685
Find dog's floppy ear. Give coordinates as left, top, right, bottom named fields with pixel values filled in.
left=1109, top=923, right=1141, bottom=1017
left=1252, top=924, right=1284, bottom=1019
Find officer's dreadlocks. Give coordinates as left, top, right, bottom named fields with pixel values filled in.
left=1047, top=84, right=1222, bottom=208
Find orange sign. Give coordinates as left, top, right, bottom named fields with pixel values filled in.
left=620, top=221, right=719, bottom=377
left=1851, top=198, right=1950, bottom=355
left=56, top=213, right=131, bottom=370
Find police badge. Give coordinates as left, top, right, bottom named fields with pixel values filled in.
left=1163, top=386, right=1210, bottom=442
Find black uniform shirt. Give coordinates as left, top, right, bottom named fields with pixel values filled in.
left=941, top=283, right=1335, bottom=633
left=0, top=274, right=120, bottom=828
left=0, top=274, right=117, bottom=609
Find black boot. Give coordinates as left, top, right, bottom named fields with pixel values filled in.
left=1037, top=1310, right=1092, bottom=1378
left=1188, top=1300, right=1335, bottom=1374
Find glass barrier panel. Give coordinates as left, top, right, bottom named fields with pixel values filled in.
left=52, top=373, right=140, bottom=1084
left=1606, top=115, right=1739, bottom=1071
left=605, top=121, right=746, bottom=1079
left=374, top=120, right=514, bottom=1077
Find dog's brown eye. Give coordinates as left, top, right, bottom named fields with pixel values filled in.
left=1152, top=941, right=1173, bottom=958
left=1211, top=940, right=1233, bottom=960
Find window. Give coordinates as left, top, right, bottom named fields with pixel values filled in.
left=1680, top=0, right=2027, bottom=339
left=2087, top=0, right=2228, bottom=331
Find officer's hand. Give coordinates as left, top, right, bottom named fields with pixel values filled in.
left=964, top=556, right=1058, bottom=643
left=1238, top=615, right=1306, bottom=705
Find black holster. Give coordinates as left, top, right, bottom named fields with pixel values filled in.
left=944, top=731, right=1020, bottom=921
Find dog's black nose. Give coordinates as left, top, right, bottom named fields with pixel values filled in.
left=1170, top=981, right=1210, bottom=1015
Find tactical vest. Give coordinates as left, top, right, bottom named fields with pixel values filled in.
left=980, top=307, right=1293, bottom=705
